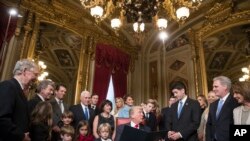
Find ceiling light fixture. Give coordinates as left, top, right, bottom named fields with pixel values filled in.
left=239, top=66, right=250, bottom=82
left=80, top=0, right=202, bottom=32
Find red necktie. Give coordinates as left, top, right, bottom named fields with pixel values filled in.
left=134, top=124, right=139, bottom=129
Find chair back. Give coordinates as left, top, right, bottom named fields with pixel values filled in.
left=116, top=117, right=131, bottom=126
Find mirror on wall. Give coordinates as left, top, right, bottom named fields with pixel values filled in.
left=34, top=22, right=83, bottom=104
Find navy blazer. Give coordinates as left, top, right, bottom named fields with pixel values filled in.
left=206, top=94, right=239, bottom=141
left=114, top=122, right=151, bottom=141
left=69, top=104, right=95, bottom=129
left=0, top=78, right=29, bottom=141
left=166, top=97, right=201, bottom=141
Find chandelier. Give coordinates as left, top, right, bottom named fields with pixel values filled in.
left=239, top=65, right=250, bottom=82
left=37, top=61, right=49, bottom=81
left=80, top=0, right=203, bottom=33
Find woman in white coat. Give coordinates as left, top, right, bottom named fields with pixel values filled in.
left=232, top=82, right=250, bottom=124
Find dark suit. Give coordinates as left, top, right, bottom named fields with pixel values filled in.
left=0, top=78, right=29, bottom=141
left=30, top=123, right=50, bottom=141
left=115, top=122, right=151, bottom=141
left=90, top=105, right=100, bottom=116
left=28, top=94, right=43, bottom=114
left=69, top=104, right=95, bottom=129
left=166, top=97, right=201, bottom=141
left=206, top=94, right=239, bottom=141
left=159, top=106, right=171, bottom=130
left=144, top=112, right=157, bottom=131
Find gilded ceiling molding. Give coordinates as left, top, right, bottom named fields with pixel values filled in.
left=20, top=0, right=136, bottom=56
left=194, top=0, right=250, bottom=95
left=199, top=3, right=250, bottom=39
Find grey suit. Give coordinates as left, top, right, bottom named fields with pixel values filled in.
left=50, top=98, right=68, bottom=125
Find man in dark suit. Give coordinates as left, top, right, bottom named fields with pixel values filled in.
left=166, top=81, right=201, bottom=141
left=50, top=83, right=68, bottom=141
left=90, top=93, right=99, bottom=115
left=115, top=106, right=151, bottom=141
left=143, top=99, right=157, bottom=131
left=159, top=95, right=177, bottom=130
left=206, top=76, right=239, bottom=141
left=0, top=59, right=39, bottom=141
left=69, top=90, right=95, bottom=129
left=28, top=79, right=55, bottom=114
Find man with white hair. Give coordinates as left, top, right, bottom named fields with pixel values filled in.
left=115, top=106, right=151, bottom=141
left=206, top=76, right=239, bottom=141
left=0, top=59, right=39, bottom=141
left=69, top=90, right=95, bottom=129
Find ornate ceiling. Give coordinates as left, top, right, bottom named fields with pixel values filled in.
left=2, top=0, right=250, bottom=86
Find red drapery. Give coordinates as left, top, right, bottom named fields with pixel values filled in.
left=93, top=44, right=130, bottom=105
left=0, top=3, right=18, bottom=67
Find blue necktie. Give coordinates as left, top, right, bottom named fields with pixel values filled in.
left=84, top=107, right=89, bottom=120
left=216, top=99, right=224, bottom=119
left=177, top=101, right=183, bottom=118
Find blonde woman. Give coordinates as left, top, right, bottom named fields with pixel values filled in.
left=113, top=97, right=124, bottom=117
left=197, top=91, right=218, bottom=141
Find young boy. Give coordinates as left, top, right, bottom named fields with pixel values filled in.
left=53, top=111, right=74, bottom=141
left=60, top=125, right=75, bottom=141
left=61, top=110, right=74, bottom=127
left=95, top=123, right=112, bottom=141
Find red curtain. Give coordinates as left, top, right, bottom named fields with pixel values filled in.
left=93, top=44, right=130, bottom=105
left=0, top=3, right=18, bottom=67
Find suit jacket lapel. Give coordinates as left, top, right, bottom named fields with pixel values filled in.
left=217, top=95, right=231, bottom=120
left=53, top=98, right=62, bottom=115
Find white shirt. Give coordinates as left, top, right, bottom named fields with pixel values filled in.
left=130, top=121, right=139, bottom=129
left=179, top=95, right=187, bottom=105
left=101, top=139, right=112, bottom=141
left=81, top=103, right=89, bottom=119
left=220, top=93, right=230, bottom=104
left=37, top=94, right=45, bottom=101
left=55, top=97, right=64, bottom=113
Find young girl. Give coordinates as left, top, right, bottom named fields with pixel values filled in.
left=95, top=123, right=112, bottom=141
left=61, top=125, right=75, bottom=141
left=75, top=120, right=94, bottom=141
left=30, top=101, right=53, bottom=141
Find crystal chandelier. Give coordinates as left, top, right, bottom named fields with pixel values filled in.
left=79, top=0, right=202, bottom=32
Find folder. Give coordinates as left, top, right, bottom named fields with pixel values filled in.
left=120, top=125, right=167, bottom=141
